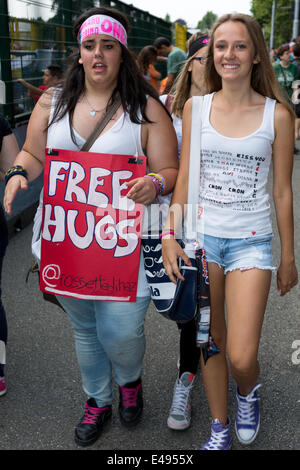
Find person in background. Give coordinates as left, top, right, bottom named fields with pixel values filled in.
left=153, top=37, right=187, bottom=94
left=137, top=46, right=161, bottom=92
left=273, top=45, right=299, bottom=153
left=0, top=115, right=19, bottom=396
left=160, top=32, right=213, bottom=432
left=273, top=45, right=298, bottom=103
left=18, top=65, right=63, bottom=102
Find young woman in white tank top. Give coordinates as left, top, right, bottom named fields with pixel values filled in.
left=3, top=6, right=178, bottom=447
left=162, top=14, right=298, bottom=449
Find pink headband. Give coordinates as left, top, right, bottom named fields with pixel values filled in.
left=78, top=14, right=128, bottom=48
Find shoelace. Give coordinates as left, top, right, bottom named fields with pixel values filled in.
left=82, top=405, right=108, bottom=425
left=237, top=384, right=261, bottom=426
left=120, top=384, right=141, bottom=407
left=204, top=426, right=229, bottom=450
left=170, top=379, right=193, bottom=417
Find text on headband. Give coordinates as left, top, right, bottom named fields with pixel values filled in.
left=78, top=15, right=128, bottom=48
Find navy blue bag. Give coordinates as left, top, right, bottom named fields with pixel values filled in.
left=141, top=238, right=198, bottom=323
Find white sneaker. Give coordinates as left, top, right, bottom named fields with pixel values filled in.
left=167, top=372, right=195, bottom=430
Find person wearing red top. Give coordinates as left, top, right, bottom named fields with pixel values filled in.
left=18, top=65, right=62, bottom=102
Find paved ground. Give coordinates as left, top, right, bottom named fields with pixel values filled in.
left=0, top=152, right=299, bottom=453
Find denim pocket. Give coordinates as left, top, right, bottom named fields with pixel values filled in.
left=243, top=233, right=273, bottom=245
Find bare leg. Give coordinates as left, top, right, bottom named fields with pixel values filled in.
left=200, top=262, right=228, bottom=425
left=225, top=268, right=271, bottom=395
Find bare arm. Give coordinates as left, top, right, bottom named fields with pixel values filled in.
left=127, top=96, right=179, bottom=204
left=149, top=64, right=161, bottom=81
left=3, top=91, right=52, bottom=214
left=17, top=78, right=44, bottom=97
left=273, top=103, right=298, bottom=295
left=0, top=133, right=19, bottom=180
left=162, top=98, right=193, bottom=282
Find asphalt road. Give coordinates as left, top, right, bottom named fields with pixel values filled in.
left=0, top=154, right=299, bottom=453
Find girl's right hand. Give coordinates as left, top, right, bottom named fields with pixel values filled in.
left=4, top=175, right=28, bottom=215
left=162, top=237, right=191, bottom=284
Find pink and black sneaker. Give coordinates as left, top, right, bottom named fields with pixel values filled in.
left=0, top=376, right=7, bottom=396
left=119, top=378, right=143, bottom=427
left=75, top=398, right=112, bottom=447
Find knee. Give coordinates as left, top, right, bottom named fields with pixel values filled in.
left=228, top=350, right=257, bottom=377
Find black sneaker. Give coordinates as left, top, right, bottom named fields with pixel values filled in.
left=75, top=398, right=112, bottom=447
left=119, top=378, right=143, bottom=427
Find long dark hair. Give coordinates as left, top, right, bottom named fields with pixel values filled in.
left=48, top=6, right=166, bottom=144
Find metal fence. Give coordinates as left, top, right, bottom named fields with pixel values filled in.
left=0, top=0, right=172, bottom=127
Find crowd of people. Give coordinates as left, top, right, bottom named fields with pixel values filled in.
left=0, top=6, right=298, bottom=451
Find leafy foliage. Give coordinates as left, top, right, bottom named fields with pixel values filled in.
left=251, top=0, right=294, bottom=48
left=197, top=11, right=218, bottom=32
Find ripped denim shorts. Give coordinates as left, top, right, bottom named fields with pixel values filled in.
left=202, top=233, right=276, bottom=274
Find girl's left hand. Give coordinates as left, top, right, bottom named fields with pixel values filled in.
left=277, top=260, right=298, bottom=296
left=126, top=177, right=157, bottom=205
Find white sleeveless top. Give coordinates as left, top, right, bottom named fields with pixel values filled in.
left=199, top=93, right=275, bottom=238
left=34, top=97, right=150, bottom=298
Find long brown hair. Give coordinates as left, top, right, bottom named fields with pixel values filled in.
left=171, top=33, right=209, bottom=118
left=204, top=13, right=295, bottom=119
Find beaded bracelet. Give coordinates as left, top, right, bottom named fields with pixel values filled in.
left=148, top=172, right=165, bottom=194
left=144, top=175, right=160, bottom=196
left=5, top=165, right=28, bottom=186
left=144, top=172, right=165, bottom=195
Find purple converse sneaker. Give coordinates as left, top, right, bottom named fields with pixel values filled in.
left=235, top=384, right=261, bottom=445
left=75, top=398, right=112, bottom=447
left=201, top=418, right=232, bottom=450
left=0, top=376, right=7, bottom=396
left=119, top=378, right=143, bottom=427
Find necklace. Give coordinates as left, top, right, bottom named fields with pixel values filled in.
left=85, top=94, right=107, bottom=117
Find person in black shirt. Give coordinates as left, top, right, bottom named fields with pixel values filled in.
left=0, top=115, right=19, bottom=396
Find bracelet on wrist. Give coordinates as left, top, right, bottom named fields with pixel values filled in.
left=144, top=172, right=165, bottom=196
left=144, top=175, right=159, bottom=196
left=160, top=230, right=175, bottom=239
left=5, top=165, right=28, bottom=186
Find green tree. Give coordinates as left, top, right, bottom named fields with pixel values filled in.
left=251, top=0, right=294, bottom=48
left=165, top=13, right=171, bottom=23
left=197, top=11, right=218, bottom=31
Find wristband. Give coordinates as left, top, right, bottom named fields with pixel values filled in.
left=147, top=172, right=165, bottom=194
left=5, top=165, right=28, bottom=186
left=160, top=230, right=175, bottom=239
left=144, top=173, right=165, bottom=195
left=144, top=175, right=160, bottom=196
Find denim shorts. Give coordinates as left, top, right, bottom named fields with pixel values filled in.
left=202, top=233, right=276, bottom=274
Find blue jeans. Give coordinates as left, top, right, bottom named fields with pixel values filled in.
left=56, top=295, right=150, bottom=407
